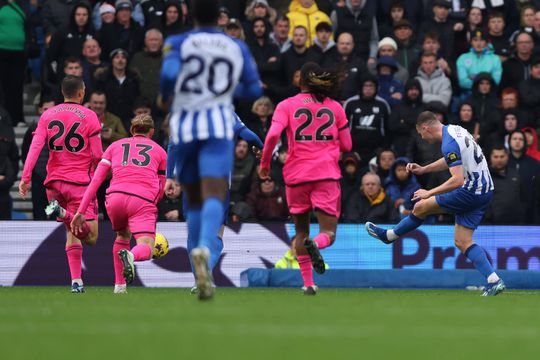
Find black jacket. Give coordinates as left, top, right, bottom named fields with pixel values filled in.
left=465, top=73, right=500, bottom=136
left=343, top=75, right=390, bottom=166
left=279, top=47, right=320, bottom=86
left=484, top=167, right=524, bottom=224
left=246, top=36, right=281, bottom=86
left=322, top=51, right=367, bottom=100
left=508, top=152, right=540, bottom=224
left=97, top=19, right=144, bottom=59
left=388, top=78, right=425, bottom=156
left=518, top=77, right=540, bottom=126
left=501, top=53, right=531, bottom=91
left=342, top=189, right=399, bottom=223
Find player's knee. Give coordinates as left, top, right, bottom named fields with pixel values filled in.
left=84, top=235, right=97, bottom=246
left=294, top=233, right=309, bottom=250
left=412, top=201, right=428, bottom=218
left=454, top=238, right=469, bottom=253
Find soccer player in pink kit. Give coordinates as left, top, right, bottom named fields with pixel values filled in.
left=71, top=114, right=167, bottom=294
left=259, top=62, right=352, bottom=295
left=19, top=75, right=103, bottom=293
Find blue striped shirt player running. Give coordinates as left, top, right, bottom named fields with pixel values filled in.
left=365, top=111, right=505, bottom=296
left=160, top=0, right=262, bottom=300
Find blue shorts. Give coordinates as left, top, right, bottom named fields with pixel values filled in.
left=169, top=139, right=234, bottom=184
left=435, top=188, right=493, bottom=229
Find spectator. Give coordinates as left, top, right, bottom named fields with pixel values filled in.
left=485, top=146, right=524, bottom=224
left=507, top=130, right=540, bottom=224
left=94, top=48, right=140, bottom=129
left=279, top=25, right=319, bottom=86
left=415, top=52, right=452, bottom=107
left=81, top=38, right=107, bottom=96
left=42, top=57, right=84, bottom=104
left=96, top=3, right=116, bottom=30
left=523, top=127, right=540, bottom=162
left=230, top=139, right=255, bottom=203
left=141, top=0, right=175, bottom=30
left=450, top=101, right=480, bottom=141
left=384, top=157, right=420, bottom=218
left=269, top=145, right=287, bottom=187
left=306, top=21, right=337, bottom=62
left=501, top=32, right=533, bottom=91
left=322, top=32, right=367, bottom=100
left=131, top=96, right=165, bottom=147
left=377, top=1, right=406, bottom=39
left=509, top=5, right=536, bottom=43
left=217, top=6, right=231, bottom=29
left=246, top=17, right=280, bottom=87
left=376, top=0, right=424, bottom=31
left=265, top=69, right=301, bottom=103
left=518, top=56, right=540, bottom=125
left=411, top=31, right=453, bottom=78
left=221, top=0, right=248, bottom=21
left=465, top=72, right=500, bottom=135
left=129, top=29, right=163, bottom=105
left=244, top=0, right=277, bottom=40
left=372, top=148, right=396, bottom=182
left=42, top=0, right=90, bottom=40
left=97, top=0, right=144, bottom=58
left=388, top=78, right=425, bottom=156
left=157, top=180, right=183, bottom=221
left=376, top=55, right=404, bottom=107
left=470, top=0, right=519, bottom=34
left=457, top=30, right=502, bottom=94
left=87, top=90, right=127, bottom=150
left=269, top=15, right=292, bottom=53
left=21, top=98, right=54, bottom=220
left=342, top=172, right=399, bottom=223
left=0, top=0, right=35, bottom=126
left=331, top=0, right=379, bottom=62
left=287, top=0, right=332, bottom=47
left=484, top=108, right=520, bottom=154
left=340, top=152, right=362, bottom=211
left=368, top=37, right=409, bottom=85
left=497, top=87, right=531, bottom=128
left=419, top=0, right=459, bottom=61
left=246, top=177, right=289, bottom=221
left=160, top=1, right=185, bottom=38
left=224, top=18, right=246, bottom=40
left=344, top=74, right=390, bottom=167
left=393, top=19, right=421, bottom=76
left=47, top=3, right=94, bottom=79
left=244, top=96, right=274, bottom=141
left=0, top=106, right=19, bottom=219
left=487, top=11, right=511, bottom=61
left=454, top=7, right=484, bottom=57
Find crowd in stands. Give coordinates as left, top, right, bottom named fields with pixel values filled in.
left=1, top=0, right=540, bottom=224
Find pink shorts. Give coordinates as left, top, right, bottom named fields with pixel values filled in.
left=105, top=192, right=157, bottom=239
left=285, top=180, right=341, bottom=218
left=46, top=181, right=98, bottom=223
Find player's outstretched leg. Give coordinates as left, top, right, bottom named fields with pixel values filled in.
left=191, top=247, right=214, bottom=300
left=46, top=200, right=91, bottom=239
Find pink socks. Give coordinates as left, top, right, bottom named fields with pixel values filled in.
left=131, top=244, right=152, bottom=261
left=65, top=244, right=83, bottom=280
left=297, top=255, right=314, bottom=287
left=113, top=239, right=130, bottom=285
left=313, top=233, right=331, bottom=250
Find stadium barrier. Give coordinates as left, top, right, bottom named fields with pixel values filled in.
left=0, top=221, right=538, bottom=288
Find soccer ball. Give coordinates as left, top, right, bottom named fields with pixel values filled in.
left=153, top=233, right=169, bottom=259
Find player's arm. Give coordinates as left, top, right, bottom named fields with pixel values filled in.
left=412, top=165, right=464, bottom=201
left=71, top=159, right=110, bottom=233
left=19, top=120, right=47, bottom=198
left=335, top=106, right=352, bottom=152
left=156, top=151, right=167, bottom=203
left=259, top=103, right=288, bottom=178
left=408, top=157, right=449, bottom=175
left=164, top=141, right=178, bottom=197
left=88, top=130, right=104, bottom=167
left=159, top=37, right=182, bottom=111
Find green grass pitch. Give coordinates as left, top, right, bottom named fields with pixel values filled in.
left=1, top=287, right=539, bottom=360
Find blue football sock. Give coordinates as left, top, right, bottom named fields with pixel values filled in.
left=465, top=244, right=495, bottom=279
left=208, top=236, right=224, bottom=270
left=393, top=214, right=424, bottom=237
left=186, top=207, right=201, bottom=276
left=199, top=197, right=224, bottom=251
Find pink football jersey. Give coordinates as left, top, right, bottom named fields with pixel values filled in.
left=22, top=103, right=103, bottom=185
left=269, top=93, right=350, bottom=185
left=103, top=136, right=167, bottom=203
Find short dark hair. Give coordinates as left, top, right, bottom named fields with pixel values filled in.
left=133, top=96, right=152, bottom=111
left=416, top=111, right=438, bottom=126
left=61, top=75, right=84, bottom=98
left=90, top=90, right=106, bottom=99
left=421, top=52, right=437, bottom=60
left=488, top=11, right=505, bottom=21
left=293, top=25, right=308, bottom=34
left=315, top=22, right=332, bottom=33
left=63, top=56, right=82, bottom=68
left=423, top=31, right=440, bottom=43
left=275, top=14, right=289, bottom=24
left=193, top=0, right=219, bottom=25
left=490, top=145, right=508, bottom=155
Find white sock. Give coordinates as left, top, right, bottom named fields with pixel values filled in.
left=387, top=230, right=399, bottom=241
left=58, top=207, right=67, bottom=218
left=72, top=278, right=83, bottom=285
left=487, top=272, right=500, bottom=284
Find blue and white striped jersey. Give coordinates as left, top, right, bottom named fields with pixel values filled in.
left=442, top=125, right=494, bottom=195
left=160, top=28, right=261, bottom=145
